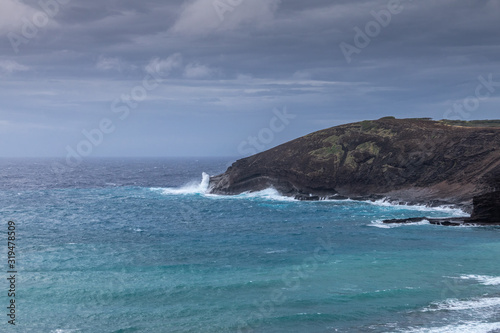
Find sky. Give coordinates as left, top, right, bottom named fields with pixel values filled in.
left=0, top=0, right=499, bottom=158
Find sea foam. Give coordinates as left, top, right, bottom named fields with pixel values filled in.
left=205, top=188, right=295, bottom=202
left=369, top=219, right=430, bottom=229
left=154, top=175, right=470, bottom=215
left=155, top=173, right=295, bottom=201
left=156, top=172, right=210, bottom=195
left=423, top=296, right=500, bottom=312
left=401, top=321, right=500, bottom=333
left=459, top=274, right=500, bottom=286
left=366, top=198, right=468, bottom=216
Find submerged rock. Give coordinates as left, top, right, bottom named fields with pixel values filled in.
left=383, top=217, right=428, bottom=224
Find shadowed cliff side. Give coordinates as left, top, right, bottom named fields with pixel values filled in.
left=209, top=117, right=500, bottom=208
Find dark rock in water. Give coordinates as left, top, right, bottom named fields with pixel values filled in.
left=350, top=195, right=384, bottom=202
left=382, top=190, right=500, bottom=226
left=326, top=195, right=349, bottom=200
left=383, top=217, right=428, bottom=224
left=468, top=191, right=500, bottom=223
left=210, top=117, right=500, bottom=210
left=383, top=217, right=469, bottom=226
left=428, top=220, right=464, bottom=226
left=295, top=194, right=320, bottom=201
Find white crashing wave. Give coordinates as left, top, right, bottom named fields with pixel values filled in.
left=153, top=175, right=294, bottom=201
left=401, top=321, right=500, bottom=333
left=234, top=188, right=296, bottom=201
left=205, top=188, right=295, bottom=202
left=369, top=219, right=430, bottom=229
left=423, top=297, right=500, bottom=312
left=156, top=172, right=210, bottom=195
left=366, top=198, right=469, bottom=216
left=152, top=177, right=473, bottom=216
left=460, top=274, right=500, bottom=286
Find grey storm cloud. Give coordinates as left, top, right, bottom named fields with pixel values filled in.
left=0, top=0, right=499, bottom=157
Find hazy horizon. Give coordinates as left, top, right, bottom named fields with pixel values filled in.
left=2, top=116, right=500, bottom=159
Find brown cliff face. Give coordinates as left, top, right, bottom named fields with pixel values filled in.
left=209, top=118, right=500, bottom=206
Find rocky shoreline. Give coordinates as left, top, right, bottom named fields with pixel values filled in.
left=209, top=118, right=500, bottom=225
left=384, top=217, right=500, bottom=226
left=293, top=193, right=473, bottom=213
left=383, top=190, right=500, bottom=226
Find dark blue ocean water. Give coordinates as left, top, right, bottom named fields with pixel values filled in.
left=1, top=158, right=499, bottom=333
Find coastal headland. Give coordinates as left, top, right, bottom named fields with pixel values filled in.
left=209, top=117, right=500, bottom=224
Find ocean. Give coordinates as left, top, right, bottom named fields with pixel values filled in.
left=1, top=158, right=499, bottom=333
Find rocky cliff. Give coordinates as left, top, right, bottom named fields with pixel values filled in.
left=209, top=117, right=500, bottom=208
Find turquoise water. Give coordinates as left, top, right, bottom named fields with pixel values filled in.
left=1, top=158, right=499, bottom=332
